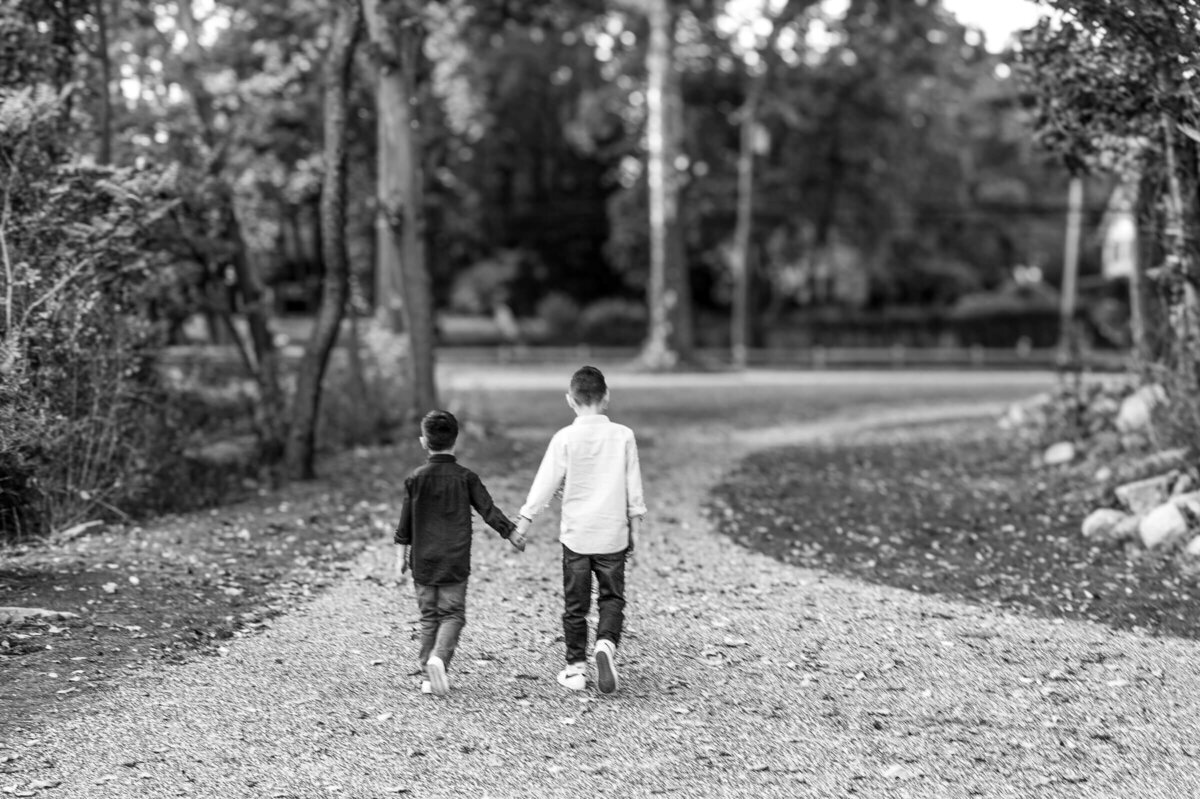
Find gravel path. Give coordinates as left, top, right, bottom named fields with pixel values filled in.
left=11, top=402, right=1200, bottom=798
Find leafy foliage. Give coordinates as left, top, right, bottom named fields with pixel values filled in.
left=0, top=85, right=185, bottom=538
left=1018, top=0, right=1200, bottom=442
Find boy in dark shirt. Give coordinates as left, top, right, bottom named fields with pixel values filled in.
left=394, top=410, right=525, bottom=696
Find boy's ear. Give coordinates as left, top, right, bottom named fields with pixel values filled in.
left=419, top=435, right=428, bottom=450
left=565, top=392, right=576, bottom=409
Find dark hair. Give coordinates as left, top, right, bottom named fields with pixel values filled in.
left=421, top=410, right=458, bottom=451
left=569, top=365, right=608, bottom=406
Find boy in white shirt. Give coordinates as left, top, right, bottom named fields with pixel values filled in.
left=513, top=366, right=647, bottom=694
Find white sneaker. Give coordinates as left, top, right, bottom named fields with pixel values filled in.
left=594, top=639, right=619, bottom=694
left=427, top=656, right=449, bottom=696
left=556, top=662, right=587, bottom=691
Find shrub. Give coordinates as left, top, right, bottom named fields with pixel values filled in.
left=578, top=298, right=647, bottom=347
left=536, top=292, right=581, bottom=345
left=0, top=84, right=186, bottom=540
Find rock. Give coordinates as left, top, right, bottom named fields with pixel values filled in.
left=1120, top=433, right=1151, bottom=453
left=1139, top=502, right=1190, bottom=549
left=1043, top=441, right=1076, bottom=466
left=1112, top=513, right=1143, bottom=542
left=999, top=393, right=1050, bottom=431
left=1094, top=466, right=1114, bottom=483
left=52, top=519, right=104, bottom=543
left=1106, top=448, right=1190, bottom=484
left=1186, top=537, right=1200, bottom=558
left=0, top=607, right=81, bottom=625
left=1115, top=384, right=1166, bottom=433
left=1081, top=509, right=1128, bottom=542
left=1114, top=474, right=1175, bottom=515
left=1177, top=491, right=1200, bottom=516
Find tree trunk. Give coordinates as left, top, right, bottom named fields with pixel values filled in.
left=1057, top=175, right=1083, bottom=366
left=176, top=0, right=287, bottom=470
left=665, top=52, right=693, bottom=361
left=731, top=83, right=762, bottom=369
left=284, top=0, right=361, bottom=480
left=641, top=0, right=681, bottom=369
left=363, top=0, right=438, bottom=415
left=729, top=0, right=810, bottom=367
left=1158, top=80, right=1200, bottom=364
left=94, top=0, right=112, bottom=165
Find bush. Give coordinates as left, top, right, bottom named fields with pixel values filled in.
left=536, top=292, right=581, bottom=345
left=1148, top=363, right=1200, bottom=458
left=578, top=298, right=647, bottom=347
left=0, top=84, right=186, bottom=540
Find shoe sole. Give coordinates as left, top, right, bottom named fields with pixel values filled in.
left=427, top=658, right=449, bottom=696
left=595, top=646, right=618, bottom=694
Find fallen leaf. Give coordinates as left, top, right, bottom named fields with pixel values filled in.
left=882, top=764, right=920, bottom=780
left=101, top=583, right=118, bottom=594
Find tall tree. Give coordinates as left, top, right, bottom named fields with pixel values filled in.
left=641, top=0, right=691, bottom=368
left=284, top=0, right=362, bottom=479
left=726, top=0, right=814, bottom=368
left=363, top=0, right=438, bottom=416
left=175, top=0, right=288, bottom=469
left=1020, top=1, right=1200, bottom=370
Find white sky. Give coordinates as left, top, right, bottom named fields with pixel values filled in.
left=942, top=0, right=1049, bottom=51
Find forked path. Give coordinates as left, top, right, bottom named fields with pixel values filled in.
left=18, top=401, right=1200, bottom=798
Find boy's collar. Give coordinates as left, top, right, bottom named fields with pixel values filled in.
left=572, top=415, right=609, bottom=425
left=428, top=453, right=457, bottom=461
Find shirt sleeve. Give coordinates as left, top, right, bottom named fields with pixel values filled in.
left=393, top=476, right=414, bottom=544
left=468, top=471, right=515, bottom=538
left=519, top=429, right=568, bottom=520
left=625, top=432, right=647, bottom=519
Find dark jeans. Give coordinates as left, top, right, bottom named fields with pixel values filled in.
left=562, top=545, right=627, bottom=664
left=414, top=580, right=467, bottom=671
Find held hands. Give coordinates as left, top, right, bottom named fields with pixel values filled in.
left=510, top=516, right=531, bottom=552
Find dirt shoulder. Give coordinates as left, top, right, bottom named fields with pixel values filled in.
left=713, top=418, right=1200, bottom=640
left=0, top=433, right=536, bottom=741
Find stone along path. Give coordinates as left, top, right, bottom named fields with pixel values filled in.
left=13, top=401, right=1200, bottom=798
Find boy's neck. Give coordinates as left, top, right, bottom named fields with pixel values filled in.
left=428, top=448, right=455, bottom=457
left=573, top=405, right=605, bottom=417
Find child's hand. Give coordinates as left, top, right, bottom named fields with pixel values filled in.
left=626, top=516, right=642, bottom=566
left=510, top=516, right=530, bottom=552
left=509, top=531, right=526, bottom=552
left=396, top=545, right=410, bottom=576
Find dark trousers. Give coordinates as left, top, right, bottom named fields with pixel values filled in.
left=562, top=545, right=627, bottom=664
left=414, top=580, right=467, bottom=671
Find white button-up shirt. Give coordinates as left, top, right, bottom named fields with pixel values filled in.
left=519, top=414, right=647, bottom=555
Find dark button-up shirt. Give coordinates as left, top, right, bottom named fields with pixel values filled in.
left=394, top=454, right=516, bottom=585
